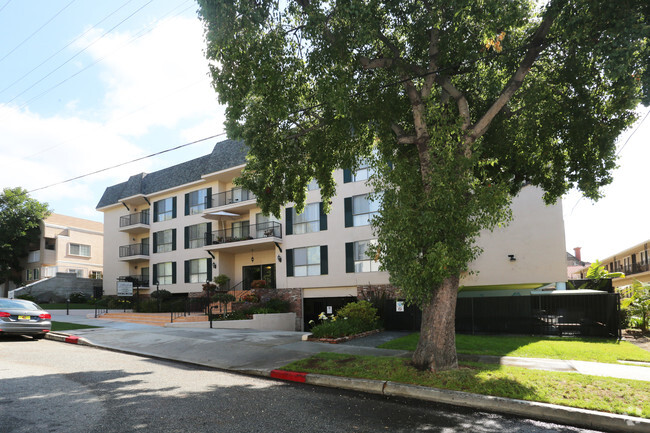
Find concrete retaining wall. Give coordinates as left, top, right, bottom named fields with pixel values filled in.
left=167, top=312, right=297, bottom=331
left=10, top=273, right=102, bottom=303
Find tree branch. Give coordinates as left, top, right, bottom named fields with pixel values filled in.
left=359, top=56, right=394, bottom=69
left=469, top=5, right=558, bottom=142
left=391, top=123, right=417, bottom=144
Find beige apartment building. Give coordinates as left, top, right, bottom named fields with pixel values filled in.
left=22, top=213, right=104, bottom=283
left=600, top=241, right=650, bottom=288
left=97, top=139, right=567, bottom=319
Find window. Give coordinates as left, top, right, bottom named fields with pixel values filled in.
left=255, top=213, right=279, bottom=238
left=345, top=194, right=381, bottom=227
left=25, top=269, right=32, bottom=281
left=185, top=188, right=211, bottom=215
left=69, top=243, right=91, bottom=257
left=154, top=229, right=176, bottom=253
left=33, top=268, right=40, bottom=280
left=307, top=178, right=319, bottom=190
left=346, top=240, right=380, bottom=273
left=27, top=250, right=40, bottom=263
left=232, top=221, right=250, bottom=239
left=90, top=271, right=102, bottom=279
left=185, top=223, right=209, bottom=249
left=285, top=202, right=327, bottom=235
left=45, top=237, right=55, bottom=250
left=153, top=197, right=176, bottom=222
left=185, top=258, right=211, bottom=283
left=293, top=203, right=320, bottom=234
left=68, top=269, right=84, bottom=277
left=352, top=158, right=374, bottom=182
left=294, top=246, right=321, bottom=277
left=154, top=262, right=175, bottom=285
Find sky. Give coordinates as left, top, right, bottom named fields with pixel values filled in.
left=0, top=0, right=648, bottom=263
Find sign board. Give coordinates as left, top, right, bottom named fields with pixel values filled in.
left=117, top=281, right=133, bottom=297
left=396, top=301, right=405, bottom=312
left=326, top=306, right=333, bottom=314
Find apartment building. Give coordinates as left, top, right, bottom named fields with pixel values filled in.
left=22, top=213, right=104, bottom=282
left=600, top=241, right=650, bottom=288
left=97, top=139, right=567, bottom=323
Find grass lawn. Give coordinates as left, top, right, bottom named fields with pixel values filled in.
left=282, top=352, right=650, bottom=418
left=378, top=333, right=650, bottom=364
left=51, top=321, right=101, bottom=331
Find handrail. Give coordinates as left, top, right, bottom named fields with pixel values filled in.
left=119, top=243, right=149, bottom=257
left=205, top=221, right=282, bottom=245
left=209, top=188, right=256, bottom=208
left=119, top=210, right=150, bottom=227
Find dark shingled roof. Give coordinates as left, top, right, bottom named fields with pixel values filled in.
left=96, top=139, right=248, bottom=209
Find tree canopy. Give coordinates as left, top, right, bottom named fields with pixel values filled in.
left=198, top=0, right=649, bottom=370
left=0, top=187, right=51, bottom=285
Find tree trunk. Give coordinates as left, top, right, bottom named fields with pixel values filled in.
left=412, top=275, right=459, bottom=372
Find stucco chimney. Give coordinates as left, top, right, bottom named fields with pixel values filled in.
left=573, top=247, right=582, bottom=262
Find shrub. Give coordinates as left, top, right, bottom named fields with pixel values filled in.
left=336, top=300, right=380, bottom=325
left=241, top=293, right=260, bottom=303
left=310, top=318, right=376, bottom=338
left=68, top=292, right=88, bottom=303
left=17, top=294, right=36, bottom=302
left=264, top=297, right=290, bottom=313
left=151, top=289, right=172, bottom=300
left=251, top=279, right=266, bottom=288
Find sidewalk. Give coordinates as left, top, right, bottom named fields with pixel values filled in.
left=48, top=311, right=650, bottom=433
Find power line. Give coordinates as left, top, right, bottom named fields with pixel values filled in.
left=0, top=0, right=12, bottom=14
left=8, top=0, right=155, bottom=105
left=0, top=0, right=76, bottom=64
left=0, top=0, right=138, bottom=96
left=28, top=133, right=227, bottom=193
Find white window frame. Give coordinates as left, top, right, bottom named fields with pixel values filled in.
left=294, top=246, right=321, bottom=277
left=187, top=223, right=207, bottom=249
left=352, top=158, right=375, bottom=182
left=354, top=239, right=380, bottom=273
left=156, top=197, right=174, bottom=222
left=293, top=203, right=320, bottom=234
left=27, top=250, right=40, bottom=263
left=156, top=229, right=174, bottom=253
left=68, top=269, right=84, bottom=277
left=188, top=189, right=208, bottom=214
left=307, top=178, right=319, bottom=190
left=156, top=262, right=173, bottom=285
left=187, top=259, right=208, bottom=283
left=69, top=243, right=91, bottom=257
left=352, top=193, right=381, bottom=226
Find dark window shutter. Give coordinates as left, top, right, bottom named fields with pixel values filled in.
left=152, top=232, right=158, bottom=253
left=207, top=258, right=213, bottom=281
left=206, top=222, right=212, bottom=247
left=286, top=248, right=294, bottom=277
left=184, top=226, right=189, bottom=249
left=345, top=242, right=354, bottom=273
left=153, top=201, right=159, bottom=223
left=319, top=202, right=327, bottom=231
left=184, top=260, right=190, bottom=283
left=285, top=207, right=293, bottom=235
left=320, top=245, right=328, bottom=275
left=184, top=193, right=190, bottom=216
left=344, top=197, right=353, bottom=227
left=171, top=229, right=177, bottom=251
left=343, top=168, right=352, bottom=183
left=172, top=197, right=177, bottom=219
left=171, top=262, right=176, bottom=284
left=206, top=188, right=212, bottom=208
left=152, top=264, right=158, bottom=285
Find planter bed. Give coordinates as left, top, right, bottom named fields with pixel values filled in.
left=307, top=328, right=383, bottom=344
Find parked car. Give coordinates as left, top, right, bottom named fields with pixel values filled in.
left=0, top=297, right=51, bottom=339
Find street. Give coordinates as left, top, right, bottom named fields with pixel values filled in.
left=0, top=337, right=603, bottom=433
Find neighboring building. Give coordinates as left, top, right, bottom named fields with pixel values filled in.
left=567, top=247, right=590, bottom=279
left=22, top=213, right=104, bottom=283
left=97, top=139, right=567, bottom=327
left=599, top=241, right=650, bottom=288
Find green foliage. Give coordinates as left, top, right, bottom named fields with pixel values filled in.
left=0, top=187, right=50, bottom=284
left=16, top=294, right=36, bottom=302
left=213, top=273, right=230, bottom=289
left=586, top=260, right=625, bottom=280
left=336, top=300, right=380, bottom=325
left=621, top=281, right=650, bottom=331
left=68, top=292, right=88, bottom=303
left=310, top=318, right=379, bottom=339
left=151, top=289, right=172, bottom=300
left=212, top=293, right=236, bottom=304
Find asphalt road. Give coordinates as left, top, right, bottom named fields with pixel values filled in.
left=0, top=337, right=604, bottom=433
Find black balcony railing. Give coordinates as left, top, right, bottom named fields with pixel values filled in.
left=118, top=275, right=150, bottom=288
left=206, top=221, right=281, bottom=245
left=613, top=262, right=650, bottom=276
left=119, top=211, right=150, bottom=227
left=119, top=243, right=150, bottom=257
left=210, top=188, right=256, bottom=208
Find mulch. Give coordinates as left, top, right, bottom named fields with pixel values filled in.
left=621, top=329, right=650, bottom=352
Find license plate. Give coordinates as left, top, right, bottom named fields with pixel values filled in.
left=18, top=315, right=31, bottom=320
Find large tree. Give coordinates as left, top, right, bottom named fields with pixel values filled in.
left=198, top=0, right=649, bottom=371
left=0, top=187, right=51, bottom=287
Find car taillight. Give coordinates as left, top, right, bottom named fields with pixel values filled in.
left=39, top=313, right=51, bottom=319
left=0, top=312, right=11, bottom=317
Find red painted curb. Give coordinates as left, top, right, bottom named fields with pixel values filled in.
left=270, top=370, right=307, bottom=383
left=64, top=336, right=79, bottom=344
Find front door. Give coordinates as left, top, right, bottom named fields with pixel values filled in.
left=242, top=264, right=276, bottom=289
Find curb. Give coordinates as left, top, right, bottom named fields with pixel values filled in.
left=270, top=369, right=650, bottom=433
left=44, top=334, right=648, bottom=432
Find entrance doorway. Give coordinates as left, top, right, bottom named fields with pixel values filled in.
left=242, top=264, right=276, bottom=289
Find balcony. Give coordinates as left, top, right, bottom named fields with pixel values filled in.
left=119, top=243, right=150, bottom=262
left=613, top=262, right=650, bottom=277
left=119, top=211, right=150, bottom=234
left=204, top=221, right=282, bottom=253
left=118, top=275, right=150, bottom=288
left=207, top=188, right=257, bottom=213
